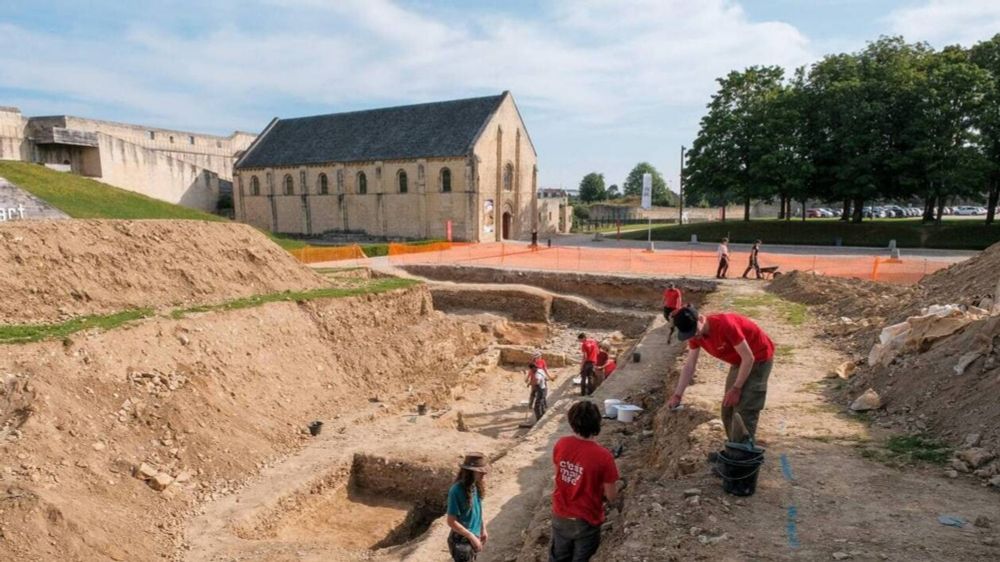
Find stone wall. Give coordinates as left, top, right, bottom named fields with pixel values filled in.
left=538, top=197, right=572, bottom=234
left=235, top=156, right=477, bottom=239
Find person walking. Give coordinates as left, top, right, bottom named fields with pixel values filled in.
left=526, top=362, right=555, bottom=422
left=446, top=453, right=491, bottom=561
left=742, top=240, right=762, bottom=279
left=577, top=333, right=599, bottom=396
left=716, top=238, right=730, bottom=279
left=662, top=282, right=683, bottom=343
left=550, top=401, right=620, bottom=562
left=666, top=306, right=774, bottom=444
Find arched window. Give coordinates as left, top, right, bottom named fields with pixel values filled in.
left=250, top=176, right=260, bottom=196
left=503, top=163, right=514, bottom=191
left=398, top=170, right=408, bottom=193
left=318, top=173, right=329, bottom=195
left=336, top=169, right=344, bottom=192
left=357, top=171, right=367, bottom=194
left=441, top=168, right=452, bottom=193
left=283, top=174, right=294, bottom=195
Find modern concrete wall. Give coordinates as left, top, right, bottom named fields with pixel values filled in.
left=96, top=133, right=221, bottom=211
left=0, top=107, right=28, bottom=162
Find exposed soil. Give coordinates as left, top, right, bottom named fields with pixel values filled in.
left=0, top=220, right=328, bottom=323
left=510, top=281, right=999, bottom=561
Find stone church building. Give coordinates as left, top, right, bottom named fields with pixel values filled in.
left=233, top=91, right=542, bottom=241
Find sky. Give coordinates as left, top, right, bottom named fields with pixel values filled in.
left=2, top=0, right=1000, bottom=192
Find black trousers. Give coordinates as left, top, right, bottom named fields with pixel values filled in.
left=549, top=516, right=601, bottom=562
left=743, top=259, right=761, bottom=279
left=530, top=386, right=548, bottom=421
left=448, top=531, right=477, bottom=561
left=579, top=361, right=595, bottom=396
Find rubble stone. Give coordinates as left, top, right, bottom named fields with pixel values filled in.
left=850, top=389, right=881, bottom=412
left=957, top=448, right=995, bottom=469
left=150, top=472, right=173, bottom=491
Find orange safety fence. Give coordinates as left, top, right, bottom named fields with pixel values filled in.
left=289, top=244, right=366, bottom=264
left=387, top=241, right=459, bottom=255
left=387, top=243, right=953, bottom=284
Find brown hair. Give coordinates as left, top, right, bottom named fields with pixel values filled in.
left=453, top=467, right=487, bottom=510
left=567, top=400, right=602, bottom=438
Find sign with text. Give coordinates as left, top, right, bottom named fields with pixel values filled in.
left=641, top=173, right=652, bottom=209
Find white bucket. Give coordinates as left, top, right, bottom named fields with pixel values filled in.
left=616, top=405, right=643, bottom=423
left=604, top=399, right=623, bottom=418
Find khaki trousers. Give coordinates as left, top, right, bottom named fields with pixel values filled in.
left=722, top=360, right=772, bottom=443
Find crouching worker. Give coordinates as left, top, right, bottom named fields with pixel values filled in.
left=447, top=453, right=490, bottom=561
left=550, top=401, right=620, bottom=562
left=666, top=306, right=774, bottom=444
left=595, top=344, right=617, bottom=382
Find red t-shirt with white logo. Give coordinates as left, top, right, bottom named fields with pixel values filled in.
left=552, top=436, right=619, bottom=526
left=663, top=288, right=682, bottom=308
left=580, top=339, right=598, bottom=363
left=687, top=313, right=774, bottom=366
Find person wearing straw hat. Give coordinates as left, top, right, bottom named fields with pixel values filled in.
left=666, top=306, right=774, bottom=444
left=526, top=362, right=555, bottom=422
left=550, top=401, right=620, bottom=562
left=446, top=453, right=491, bottom=561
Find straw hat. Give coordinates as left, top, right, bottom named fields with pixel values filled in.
left=532, top=350, right=542, bottom=359
left=460, top=452, right=491, bottom=473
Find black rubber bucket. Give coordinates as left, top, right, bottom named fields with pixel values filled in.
left=633, top=351, right=642, bottom=363
left=718, top=442, right=764, bottom=497
left=308, top=421, right=323, bottom=436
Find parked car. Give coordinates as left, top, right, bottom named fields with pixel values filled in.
left=806, top=208, right=823, bottom=218
left=954, top=206, right=979, bottom=215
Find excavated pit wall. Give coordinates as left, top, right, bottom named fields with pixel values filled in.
left=402, top=265, right=717, bottom=309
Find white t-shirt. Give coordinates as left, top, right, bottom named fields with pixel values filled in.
left=718, top=244, right=729, bottom=258
left=533, top=369, right=548, bottom=390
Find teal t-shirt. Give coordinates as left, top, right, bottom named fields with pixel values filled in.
left=446, top=482, right=482, bottom=537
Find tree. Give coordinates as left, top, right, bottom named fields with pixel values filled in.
left=971, top=34, right=1000, bottom=225
left=683, top=66, right=786, bottom=221
left=623, top=162, right=678, bottom=206
left=578, top=172, right=607, bottom=203
left=607, top=184, right=621, bottom=199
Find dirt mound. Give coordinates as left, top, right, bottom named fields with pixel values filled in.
left=0, top=286, right=494, bottom=561
left=767, top=270, right=919, bottom=320
left=919, top=241, right=1000, bottom=309
left=0, top=219, right=328, bottom=324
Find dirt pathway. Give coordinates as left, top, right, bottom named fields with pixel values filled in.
left=592, top=280, right=999, bottom=561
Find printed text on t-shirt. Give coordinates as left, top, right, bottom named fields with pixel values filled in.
left=559, top=460, right=583, bottom=485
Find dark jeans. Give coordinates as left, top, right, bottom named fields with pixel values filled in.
left=549, top=516, right=601, bottom=562
left=742, top=260, right=761, bottom=279
left=530, top=385, right=548, bottom=421
left=579, top=361, right=595, bottom=396
left=448, top=531, right=478, bottom=561
left=663, top=306, right=676, bottom=342
left=716, top=256, right=730, bottom=278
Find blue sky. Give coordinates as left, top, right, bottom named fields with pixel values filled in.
left=2, top=0, right=999, bottom=192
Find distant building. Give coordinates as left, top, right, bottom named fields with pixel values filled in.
left=536, top=187, right=573, bottom=234
left=233, top=92, right=547, bottom=242
left=0, top=106, right=255, bottom=212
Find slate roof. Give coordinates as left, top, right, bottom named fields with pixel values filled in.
left=236, top=93, right=507, bottom=169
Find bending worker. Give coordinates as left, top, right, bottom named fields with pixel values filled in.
left=666, top=306, right=774, bottom=444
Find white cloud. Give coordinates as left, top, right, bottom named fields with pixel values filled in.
left=0, top=0, right=819, bottom=185
left=887, top=0, right=1000, bottom=47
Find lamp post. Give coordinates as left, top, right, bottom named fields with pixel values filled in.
left=679, top=145, right=686, bottom=225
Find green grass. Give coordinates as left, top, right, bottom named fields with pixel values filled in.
left=729, top=293, right=809, bottom=326
left=0, top=161, right=225, bottom=221
left=267, top=232, right=308, bottom=250
left=170, top=277, right=420, bottom=319
left=0, top=278, right=420, bottom=344
left=860, top=434, right=952, bottom=466
left=620, top=218, right=1000, bottom=250
left=0, top=309, right=154, bottom=344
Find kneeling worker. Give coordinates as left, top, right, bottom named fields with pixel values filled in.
left=666, top=306, right=774, bottom=443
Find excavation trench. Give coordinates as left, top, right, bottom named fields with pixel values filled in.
left=182, top=271, right=693, bottom=562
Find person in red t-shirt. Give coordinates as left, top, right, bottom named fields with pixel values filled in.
left=595, top=344, right=617, bottom=381
left=667, top=306, right=775, bottom=443
left=662, top=283, right=683, bottom=343
left=577, top=333, right=599, bottom=396
left=550, top=401, right=620, bottom=562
